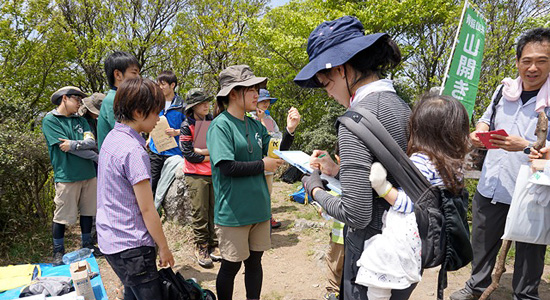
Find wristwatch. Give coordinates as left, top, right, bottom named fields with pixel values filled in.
left=523, top=142, right=533, bottom=154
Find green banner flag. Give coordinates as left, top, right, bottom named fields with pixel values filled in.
left=442, top=2, right=486, bottom=119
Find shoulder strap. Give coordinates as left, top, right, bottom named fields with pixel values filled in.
left=489, top=85, right=504, bottom=131
left=337, top=107, right=430, bottom=202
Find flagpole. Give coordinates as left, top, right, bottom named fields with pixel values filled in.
left=440, top=0, right=469, bottom=94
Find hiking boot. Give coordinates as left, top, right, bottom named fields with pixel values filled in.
left=83, top=241, right=103, bottom=257
left=209, top=246, right=222, bottom=262
left=449, top=288, right=484, bottom=300
left=195, top=244, right=213, bottom=268
left=323, top=291, right=339, bottom=300
left=52, top=251, right=64, bottom=266
left=270, top=217, right=281, bottom=229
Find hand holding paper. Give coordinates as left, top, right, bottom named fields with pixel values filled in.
left=489, top=133, right=529, bottom=152
left=475, top=129, right=508, bottom=149
left=263, top=156, right=283, bottom=172
left=150, top=116, right=177, bottom=152
left=275, top=150, right=342, bottom=194
left=310, top=150, right=339, bottom=176
left=302, top=169, right=328, bottom=200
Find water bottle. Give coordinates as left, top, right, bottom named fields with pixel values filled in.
left=62, top=248, right=93, bottom=265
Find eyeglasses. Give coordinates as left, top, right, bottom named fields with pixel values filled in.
left=69, top=95, right=83, bottom=103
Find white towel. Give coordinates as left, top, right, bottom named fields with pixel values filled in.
left=501, top=76, right=550, bottom=113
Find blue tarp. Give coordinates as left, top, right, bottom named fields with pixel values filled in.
left=290, top=186, right=307, bottom=204
left=0, top=256, right=108, bottom=300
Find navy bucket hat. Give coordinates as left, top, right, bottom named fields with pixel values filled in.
left=258, top=89, right=277, bottom=104
left=294, top=16, right=388, bottom=88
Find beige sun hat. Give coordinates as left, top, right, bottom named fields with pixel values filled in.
left=50, top=86, right=88, bottom=106
left=216, top=65, right=267, bottom=101
left=78, top=92, right=105, bottom=116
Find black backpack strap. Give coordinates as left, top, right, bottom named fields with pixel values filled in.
left=337, top=107, right=430, bottom=201
left=488, top=85, right=504, bottom=131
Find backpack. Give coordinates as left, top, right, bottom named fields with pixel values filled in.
left=337, top=107, right=473, bottom=300
left=158, top=268, right=216, bottom=300
left=281, top=165, right=303, bottom=184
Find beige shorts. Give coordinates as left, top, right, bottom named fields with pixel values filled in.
left=53, top=177, right=97, bottom=225
left=265, top=174, right=274, bottom=196
left=215, top=220, right=271, bottom=262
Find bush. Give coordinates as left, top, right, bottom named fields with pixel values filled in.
left=0, top=118, right=55, bottom=255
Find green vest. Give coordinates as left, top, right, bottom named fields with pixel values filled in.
left=42, top=111, right=96, bottom=182
left=331, top=220, right=345, bottom=244
left=207, top=111, right=272, bottom=226
left=97, top=89, right=116, bottom=150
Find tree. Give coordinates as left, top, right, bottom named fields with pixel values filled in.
left=57, top=0, right=187, bottom=92
left=172, top=0, right=268, bottom=94
left=0, top=0, right=72, bottom=238
left=247, top=0, right=462, bottom=151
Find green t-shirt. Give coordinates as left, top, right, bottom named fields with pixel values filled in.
left=97, top=89, right=116, bottom=151
left=42, top=111, right=96, bottom=183
left=207, top=111, right=272, bottom=226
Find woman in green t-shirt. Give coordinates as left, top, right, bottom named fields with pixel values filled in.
left=206, top=65, right=300, bottom=300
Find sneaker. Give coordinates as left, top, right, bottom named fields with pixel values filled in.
left=52, top=251, right=64, bottom=266
left=83, top=241, right=104, bottom=257
left=449, top=288, right=484, bottom=300
left=195, top=244, right=213, bottom=268
left=209, top=246, right=222, bottom=262
left=324, top=291, right=339, bottom=300
left=270, top=217, right=281, bottom=229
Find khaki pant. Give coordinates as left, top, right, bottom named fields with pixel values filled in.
left=325, top=238, right=345, bottom=293
left=215, top=220, right=271, bottom=262
left=186, top=175, right=217, bottom=246
left=53, top=177, right=97, bottom=225
left=265, top=173, right=274, bottom=196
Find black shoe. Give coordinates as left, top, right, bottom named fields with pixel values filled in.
left=52, top=251, right=64, bottom=266
left=270, top=217, right=281, bottom=229
left=83, top=241, right=103, bottom=257
left=449, top=288, right=485, bottom=300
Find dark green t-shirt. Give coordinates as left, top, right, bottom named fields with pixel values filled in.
left=42, top=111, right=96, bottom=183
left=207, top=111, right=272, bottom=226
left=97, top=89, right=116, bottom=151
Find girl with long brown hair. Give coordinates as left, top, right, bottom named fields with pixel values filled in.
left=363, top=94, right=470, bottom=300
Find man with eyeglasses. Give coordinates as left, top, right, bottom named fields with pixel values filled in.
left=42, top=86, right=101, bottom=265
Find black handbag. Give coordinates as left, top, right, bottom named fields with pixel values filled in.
left=469, top=85, right=504, bottom=171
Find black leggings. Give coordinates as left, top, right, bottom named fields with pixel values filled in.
left=216, top=251, right=263, bottom=300
left=52, top=216, right=93, bottom=239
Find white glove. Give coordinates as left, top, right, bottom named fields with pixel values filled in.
left=528, top=183, right=550, bottom=207
left=369, top=162, right=393, bottom=197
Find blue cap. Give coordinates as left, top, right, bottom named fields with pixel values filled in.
left=258, top=89, right=277, bottom=104
left=294, top=16, right=387, bottom=88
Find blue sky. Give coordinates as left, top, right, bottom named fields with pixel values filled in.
left=269, top=0, right=291, bottom=8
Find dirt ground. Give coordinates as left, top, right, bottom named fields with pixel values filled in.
left=96, top=181, right=550, bottom=300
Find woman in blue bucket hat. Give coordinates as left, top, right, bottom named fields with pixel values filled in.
left=296, top=16, right=415, bottom=300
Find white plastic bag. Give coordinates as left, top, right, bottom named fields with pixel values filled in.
left=502, top=164, right=550, bottom=245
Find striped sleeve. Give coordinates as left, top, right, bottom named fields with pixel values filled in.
left=392, top=153, right=442, bottom=213
left=314, top=92, right=411, bottom=229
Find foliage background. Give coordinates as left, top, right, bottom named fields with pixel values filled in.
left=1, top=0, right=549, bottom=261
